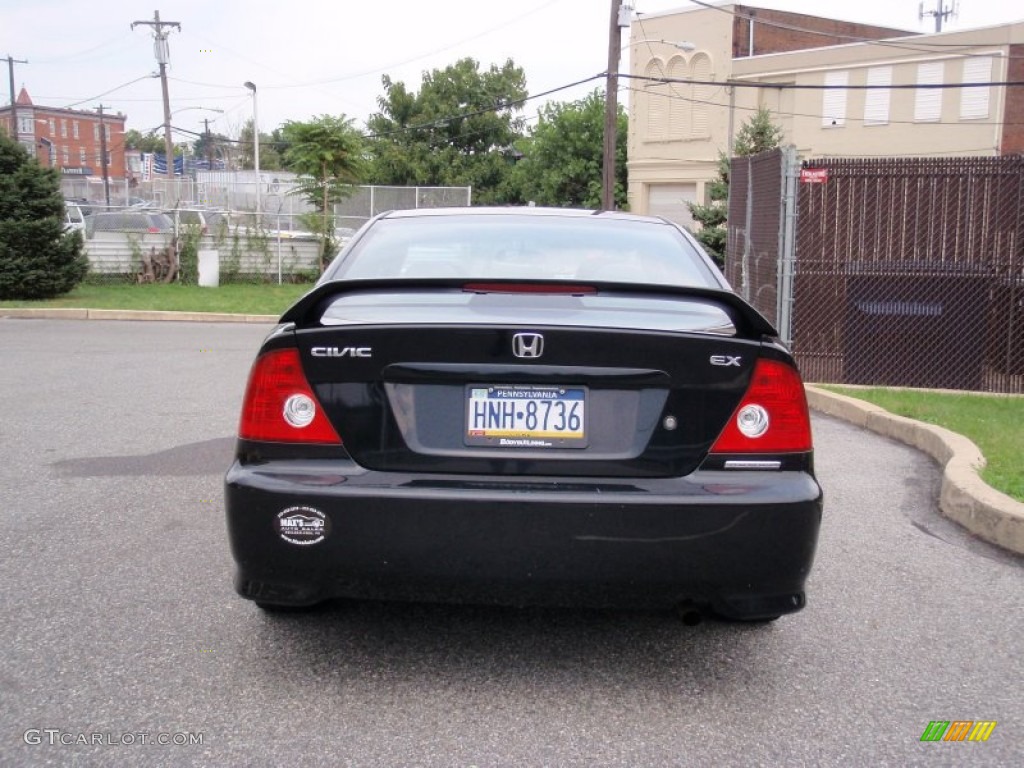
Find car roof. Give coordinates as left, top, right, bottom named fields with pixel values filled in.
left=378, top=206, right=672, bottom=226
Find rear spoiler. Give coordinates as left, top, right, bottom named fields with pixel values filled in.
left=279, top=278, right=779, bottom=338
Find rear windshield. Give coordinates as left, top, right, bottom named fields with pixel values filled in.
left=333, top=215, right=720, bottom=288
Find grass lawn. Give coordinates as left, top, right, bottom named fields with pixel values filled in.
left=820, top=386, right=1024, bottom=503
left=0, top=283, right=311, bottom=316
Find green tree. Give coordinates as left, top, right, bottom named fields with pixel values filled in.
left=192, top=130, right=231, bottom=169
left=366, top=57, right=527, bottom=204
left=281, top=115, right=367, bottom=271
left=123, top=129, right=165, bottom=153
left=687, top=106, right=784, bottom=266
left=512, top=89, right=627, bottom=209
left=0, top=132, right=88, bottom=299
left=238, top=119, right=284, bottom=171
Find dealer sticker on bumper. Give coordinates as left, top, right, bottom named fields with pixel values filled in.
left=275, top=506, right=330, bottom=546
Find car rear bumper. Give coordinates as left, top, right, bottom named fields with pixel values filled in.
left=225, top=459, right=823, bottom=619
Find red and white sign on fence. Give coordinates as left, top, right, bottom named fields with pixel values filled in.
left=800, top=168, right=829, bottom=184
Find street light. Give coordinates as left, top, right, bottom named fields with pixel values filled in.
left=627, top=38, right=697, bottom=50
left=243, top=81, right=260, bottom=219
left=170, top=106, right=225, bottom=117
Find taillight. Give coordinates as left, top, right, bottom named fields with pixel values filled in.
left=710, top=358, right=812, bottom=453
left=238, top=348, right=341, bottom=444
left=147, top=227, right=160, bottom=233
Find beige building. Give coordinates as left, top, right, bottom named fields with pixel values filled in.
left=627, top=3, right=1024, bottom=227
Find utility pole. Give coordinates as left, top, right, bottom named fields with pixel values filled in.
left=602, top=0, right=623, bottom=211
left=97, top=104, right=110, bottom=207
left=131, top=11, right=180, bottom=182
left=5, top=55, right=28, bottom=143
left=919, top=1, right=958, bottom=33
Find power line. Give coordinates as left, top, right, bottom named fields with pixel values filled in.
left=208, top=0, right=567, bottom=91
left=665, top=2, right=1024, bottom=61
left=62, top=74, right=155, bottom=109
left=31, top=33, right=135, bottom=65
left=621, top=72, right=1024, bottom=90
left=623, top=84, right=1024, bottom=129
left=365, top=73, right=603, bottom=140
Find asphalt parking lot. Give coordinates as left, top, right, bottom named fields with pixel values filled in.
left=1, top=319, right=1021, bottom=767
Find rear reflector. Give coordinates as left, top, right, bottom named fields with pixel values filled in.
left=463, top=283, right=597, bottom=295
left=710, top=358, right=812, bottom=454
left=238, top=348, right=342, bottom=444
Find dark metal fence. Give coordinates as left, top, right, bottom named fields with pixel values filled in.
left=727, top=153, right=1024, bottom=393
left=726, top=148, right=784, bottom=324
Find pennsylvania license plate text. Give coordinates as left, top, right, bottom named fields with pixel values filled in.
left=465, top=385, right=587, bottom=448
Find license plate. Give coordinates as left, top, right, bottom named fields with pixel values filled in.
left=466, top=385, right=588, bottom=448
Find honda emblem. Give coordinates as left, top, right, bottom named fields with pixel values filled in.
left=512, top=333, right=544, bottom=359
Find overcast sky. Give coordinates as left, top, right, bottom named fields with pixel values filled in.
left=3, top=0, right=1019, bottom=140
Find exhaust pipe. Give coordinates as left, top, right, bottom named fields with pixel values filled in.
left=676, top=602, right=704, bottom=626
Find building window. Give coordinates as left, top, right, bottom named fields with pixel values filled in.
left=644, top=58, right=669, bottom=142
left=48, top=119, right=55, bottom=135
left=666, top=55, right=689, bottom=140
left=654, top=52, right=713, bottom=143
left=17, top=115, right=34, bottom=135
left=960, top=56, right=992, bottom=120
left=105, top=125, right=111, bottom=141
left=79, top=148, right=86, bottom=165
left=864, top=66, right=892, bottom=125
left=689, top=53, right=713, bottom=139
left=73, top=121, right=79, bottom=139
left=95, top=149, right=102, bottom=165
left=61, top=119, right=67, bottom=138
left=93, top=124, right=100, bottom=142
left=62, top=146, right=69, bottom=164
left=914, top=62, right=944, bottom=122
left=821, top=71, right=848, bottom=127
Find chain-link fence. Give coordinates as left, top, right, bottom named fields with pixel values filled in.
left=728, top=153, right=1024, bottom=393
left=65, top=179, right=473, bottom=284
left=726, top=148, right=788, bottom=332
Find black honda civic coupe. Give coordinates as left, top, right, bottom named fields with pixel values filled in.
left=225, top=207, right=823, bottom=621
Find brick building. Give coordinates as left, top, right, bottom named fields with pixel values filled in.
left=627, top=4, right=1024, bottom=227
left=0, top=87, right=128, bottom=183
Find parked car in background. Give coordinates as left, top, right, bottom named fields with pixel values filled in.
left=63, top=201, right=85, bottom=234
left=85, top=210, right=174, bottom=238
left=225, top=207, right=823, bottom=622
left=165, top=208, right=228, bottom=236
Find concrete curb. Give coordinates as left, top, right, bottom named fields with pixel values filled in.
left=0, top=308, right=278, bottom=324
left=806, top=385, right=1024, bottom=556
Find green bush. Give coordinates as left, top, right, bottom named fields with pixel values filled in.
left=0, top=133, right=89, bottom=299
left=177, top=224, right=202, bottom=286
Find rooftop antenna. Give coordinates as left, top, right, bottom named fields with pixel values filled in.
left=919, top=1, right=959, bottom=33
